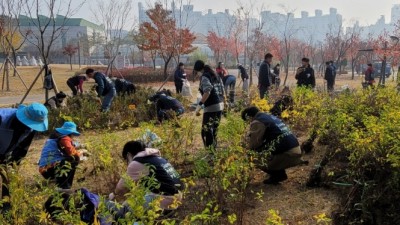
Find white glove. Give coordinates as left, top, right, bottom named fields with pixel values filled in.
left=147, top=100, right=152, bottom=105
left=80, top=156, right=88, bottom=161
left=109, top=192, right=115, bottom=200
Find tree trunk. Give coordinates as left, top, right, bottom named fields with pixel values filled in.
left=249, top=57, right=254, bottom=86
left=12, top=51, right=17, bottom=77
left=69, top=56, right=73, bottom=70
left=283, top=54, right=290, bottom=86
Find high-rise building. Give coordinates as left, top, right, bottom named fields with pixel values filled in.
left=260, top=8, right=342, bottom=42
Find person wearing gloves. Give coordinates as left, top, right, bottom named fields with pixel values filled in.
left=148, top=93, right=185, bottom=122
left=38, top=121, right=88, bottom=189
left=85, top=68, right=116, bottom=112
left=109, top=140, right=183, bottom=211
left=174, top=62, right=186, bottom=94
left=0, top=102, right=48, bottom=210
left=194, top=60, right=225, bottom=149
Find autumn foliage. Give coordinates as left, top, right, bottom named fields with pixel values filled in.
left=138, top=3, right=196, bottom=78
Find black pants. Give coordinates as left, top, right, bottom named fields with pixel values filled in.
left=327, top=80, right=334, bottom=91
left=41, top=159, right=78, bottom=189
left=67, top=80, right=78, bottom=96
left=175, top=83, right=183, bottom=94
left=201, top=111, right=222, bottom=149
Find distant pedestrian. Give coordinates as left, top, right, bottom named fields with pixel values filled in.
left=85, top=69, right=116, bottom=112
left=67, top=74, right=87, bottom=96
left=258, top=53, right=273, bottom=98
left=216, top=62, right=236, bottom=104
left=324, top=61, right=335, bottom=91
left=272, top=63, right=281, bottom=88
left=237, top=64, right=249, bottom=93
left=364, top=63, right=375, bottom=87
left=330, top=60, right=337, bottom=86
left=174, top=63, right=186, bottom=94
left=295, top=58, right=315, bottom=88
left=194, top=60, right=225, bottom=149
left=216, top=62, right=228, bottom=78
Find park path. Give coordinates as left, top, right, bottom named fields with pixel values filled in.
left=0, top=94, right=45, bottom=106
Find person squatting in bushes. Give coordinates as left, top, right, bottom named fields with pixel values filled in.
left=109, top=141, right=184, bottom=212
left=148, top=92, right=185, bottom=122
left=242, top=106, right=304, bottom=184
left=38, top=121, right=89, bottom=189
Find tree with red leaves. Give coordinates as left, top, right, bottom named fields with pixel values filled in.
left=138, top=3, right=196, bottom=78
left=62, top=44, right=78, bottom=70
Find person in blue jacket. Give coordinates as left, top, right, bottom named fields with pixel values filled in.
left=0, top=102, right=48, bottom=210
left=85, top=68, right=116, bottom=112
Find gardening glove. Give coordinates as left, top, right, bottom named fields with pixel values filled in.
left=109, top=192, right=115, bottom=200
left=79, top=149, right=91, bottom=156
left=195, top=104, right=202, bottom=116
left=79, top=155, right=88, bottom=161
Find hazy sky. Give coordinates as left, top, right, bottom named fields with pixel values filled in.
left=76, top=0, right=399, bottom=27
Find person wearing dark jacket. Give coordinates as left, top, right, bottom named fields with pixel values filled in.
left=238, top=64, right=249, bottom=93
left=242, top=106, right=302, bottom=184
left=45, top=91, right=67, bottom=109
left=295, top=58, right=315, bottom=88
left=149, top=93, right=185, bottom=122
left=194, top=60, right=225, bottom=149
left=365, top=63, right=375, bottom=86
left=67, top=74, right=87, bottom=96
left=258, top=53, right=273, bottom=99
left=0, top=103, right=48, bottom=210
left=174, top=63, right=186, bottom=94
left=272, top=63, right=281, bottom=88
left=85, top=69, right=116, bottom=112
left=324, top=61, right=335, bottom=91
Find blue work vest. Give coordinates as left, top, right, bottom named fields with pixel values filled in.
left=38, top=138, right=67, bottom=168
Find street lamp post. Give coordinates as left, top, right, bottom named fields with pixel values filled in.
left=77, top=32, right=81, bottom=69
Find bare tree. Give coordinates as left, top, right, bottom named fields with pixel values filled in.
left=91, top=0, right=133, bottom=67
left=0, top=0, right=27, bottom=80
left=19, top=0, right=84, bottom=102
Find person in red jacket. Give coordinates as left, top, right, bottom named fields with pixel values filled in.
left=365, top=63, right=375, bottom=86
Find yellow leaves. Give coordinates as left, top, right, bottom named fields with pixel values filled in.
left=265, top=209, right=284, bottom=225
left=128, top=104, right=137, bottom=110
left=251, top=97, right=272, bottom=112
left=314, top=213, right=332, bottom=224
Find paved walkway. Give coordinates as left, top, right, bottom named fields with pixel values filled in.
left=0, top=94, right=45, bottom=106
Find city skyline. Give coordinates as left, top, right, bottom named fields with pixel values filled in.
left=77, top=0, right=399, bottom=28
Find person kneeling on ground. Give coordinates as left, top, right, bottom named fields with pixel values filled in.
left=109, top=141, right=183, bottom=211
left=242, top=106, right=303, bottom=184
left=44, top=91, right=67, bottom=110
left=38, top=121, right=88, bottom=189
left=149, top=93, right=185, bottom=122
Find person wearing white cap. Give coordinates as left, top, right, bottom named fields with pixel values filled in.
left=0, top=102, right=48, bottom=210
left=38, top=121, right=88, bottom=189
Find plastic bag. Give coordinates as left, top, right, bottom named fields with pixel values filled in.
left=141, top=129, right=162, bottom=147
left=182, top=80, right=192, bottom=97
